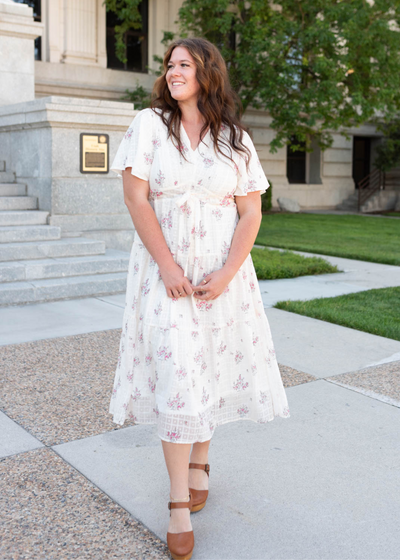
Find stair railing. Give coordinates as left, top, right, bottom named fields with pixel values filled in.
left=357, top=168, right=385, bottom=211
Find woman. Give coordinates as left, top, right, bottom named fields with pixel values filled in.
left=109, top=37, right=289, bottom=560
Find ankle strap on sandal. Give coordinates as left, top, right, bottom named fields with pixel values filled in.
left=189, top=463, right=210, bottom=476
left=168, top=493, right=192, bottom=511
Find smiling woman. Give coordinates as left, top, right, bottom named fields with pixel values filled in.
left=108, top=37, right=289, bottom=560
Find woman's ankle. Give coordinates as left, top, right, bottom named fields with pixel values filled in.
left=189, top=457, right=208, bottom=464
left=170, top=494, right=190, bottom=502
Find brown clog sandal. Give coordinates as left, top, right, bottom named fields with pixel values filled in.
left=167, top=493, right=195, bottom=560
left=189, top=463, right=210, bottom=513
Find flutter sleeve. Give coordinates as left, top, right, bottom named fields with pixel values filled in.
left=110, top=108, right=155, bottom=180
left=234, top=131, right=270, bottom=196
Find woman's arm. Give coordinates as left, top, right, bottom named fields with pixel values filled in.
left=123, top=168, right=194, bottom=298
left=192, top=192, right=262, bottom=300
left=223, top=192, right=262, bottom=279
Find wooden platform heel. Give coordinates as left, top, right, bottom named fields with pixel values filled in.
left=189, top=463, right=210, bottom=513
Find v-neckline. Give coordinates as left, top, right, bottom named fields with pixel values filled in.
left=180, top=122, right=210, bottom=153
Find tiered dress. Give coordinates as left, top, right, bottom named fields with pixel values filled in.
left=109, top=108, right=289, bottom=443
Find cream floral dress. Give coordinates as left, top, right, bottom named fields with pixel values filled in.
left=109, top=108, right=289, bottom=443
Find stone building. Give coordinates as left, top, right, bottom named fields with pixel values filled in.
left=0, top=0, right=398, bottom=306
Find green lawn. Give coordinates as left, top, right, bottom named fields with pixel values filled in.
left=251, top=247, right=338, bottom=280
left=256, top=213, right=400, bottom=265
left=275, top=287, right=400, bottom=341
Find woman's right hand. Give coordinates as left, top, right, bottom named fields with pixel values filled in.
left=159, top=262, right=194, bottom=299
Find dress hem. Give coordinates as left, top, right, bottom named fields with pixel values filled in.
left=109, top=408, right=290, bottom=444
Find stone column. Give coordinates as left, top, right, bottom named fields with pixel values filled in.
left=148, top=0, right=184, bottom=72
left=62, top=0, right=99, bottom=66
left=0, top=0, right=43, bottom=106
left=46, top=0, right=106, bottom=67
left=47, top=0, right=63, bottom=64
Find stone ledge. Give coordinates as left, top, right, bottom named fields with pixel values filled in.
left=49, top=214, right=134, bottom=232
left=0, top=96, right=136, bottom=130
left=0, top=271, right=127, bottom=306
left=0, top=1, right=43, bottom=40
left=0, top=238, right=105, bottom=262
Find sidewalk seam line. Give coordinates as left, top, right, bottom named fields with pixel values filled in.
left=324, top=378, right=400, bottom=409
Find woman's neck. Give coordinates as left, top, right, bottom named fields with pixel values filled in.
left=179, top=99, right=203, bottom=126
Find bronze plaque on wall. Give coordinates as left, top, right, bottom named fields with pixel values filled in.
left=80, top=133, right=109, bottom=173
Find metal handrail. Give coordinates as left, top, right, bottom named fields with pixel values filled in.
left=358, top=168, right=386, bottom=211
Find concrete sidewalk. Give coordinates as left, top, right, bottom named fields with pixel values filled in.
left=1, top=253, right=400, bottom=559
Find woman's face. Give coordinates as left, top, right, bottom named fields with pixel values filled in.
left=166, top=46, right=201, bottom=104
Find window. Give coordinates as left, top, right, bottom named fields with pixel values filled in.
left=287, top=137, right=306, bottom=183
left=106, top=1, right=148, bottom=72
left=14, top=0, right=41, bottom=60
left=353, top=137, right=371, bottom=188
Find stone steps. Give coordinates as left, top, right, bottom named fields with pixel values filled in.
left=0, top=225, right=61, bottom=243
left=0, top=249, right=129, bottom=283
left=360, top=190, right=398, bottom=213
left=0, top=184, right=27, bottom=196
left=0, top=171, right=16, bottom=183
left=0, top=210, right=49, bottom=226
left=0, top=237, right=106, bottom=262
left=336, top=192, right=358, bottom=211
left=0, top=196, right=37, bottom=210
left=0, top=270, right=127, bottom=306
left=0, top=161, right=129, bottom=306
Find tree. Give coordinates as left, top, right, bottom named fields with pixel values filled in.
left=106, top=0, right=400, bottom=154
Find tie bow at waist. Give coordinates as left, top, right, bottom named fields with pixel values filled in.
left=175, top=190, right=202, bottom=211
left=175, top=190, right=234, bottom=209
left=173, top=190, right=235, bottom=278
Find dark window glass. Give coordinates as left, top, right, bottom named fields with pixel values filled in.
left=287, top=137, right=306, bottom=184
left=14, top=0, right=41, bottom=60
left=353, top=137, right=371, bottom=188
left=106, top=1, right=148, bottom=72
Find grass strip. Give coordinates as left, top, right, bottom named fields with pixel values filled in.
left=251, top=247, right=338, bottom=280
left=256, top=213, right=400, bottom=265
left=275, top=287, right=400, bottom=341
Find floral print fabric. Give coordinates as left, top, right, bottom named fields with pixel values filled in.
left=109, top=108, right=289, bottom=443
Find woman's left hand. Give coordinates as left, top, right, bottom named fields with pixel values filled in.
left=192, top=268, right=235, bottom=301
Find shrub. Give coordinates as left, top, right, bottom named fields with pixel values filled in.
left=261, top=180, right=272, bottom=212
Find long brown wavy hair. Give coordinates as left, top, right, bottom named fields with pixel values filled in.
left=151, top=37, right=251, bottom=167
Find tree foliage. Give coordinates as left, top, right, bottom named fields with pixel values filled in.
left=178, top=0, right=400, bottom=152
left=105, top=0, right=400, bottom=155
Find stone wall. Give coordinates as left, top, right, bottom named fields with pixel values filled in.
left=243, top=110, right=357, bottom=209
left=0, top=96, right=137, bottom=250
